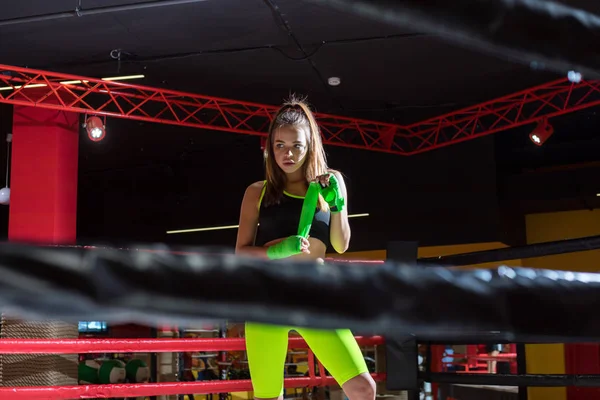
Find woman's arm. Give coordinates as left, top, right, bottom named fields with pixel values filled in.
left=328, top=171, right=351, bottom=253
left=235, top=181, right=270, bottom=258
left=235, top=181, right=311, bottom=259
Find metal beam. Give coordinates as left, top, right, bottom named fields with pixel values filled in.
left=1, top=64, right=599, bottom=155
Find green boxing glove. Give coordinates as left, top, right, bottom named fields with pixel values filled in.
left=319, top=173, right=345, bottom=213
left=266, top=235, right=304, bottom=260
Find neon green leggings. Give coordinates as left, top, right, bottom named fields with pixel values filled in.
left=245, top=322, right=369, bottom=398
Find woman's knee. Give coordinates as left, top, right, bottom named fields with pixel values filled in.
left=342, top=373, right=376, bottom=400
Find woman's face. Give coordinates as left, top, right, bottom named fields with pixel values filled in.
left=272, top=125, right=308, bottom=175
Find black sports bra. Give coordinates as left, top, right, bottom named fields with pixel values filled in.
left=254, top=182, right=331, bottom=249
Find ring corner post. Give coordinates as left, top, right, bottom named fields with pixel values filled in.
left=384, top=241, right=421, bottom=400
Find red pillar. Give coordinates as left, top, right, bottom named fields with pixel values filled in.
left=10, top=106, right=79, bottom=244
left=565, top=344, right=600, bottom=400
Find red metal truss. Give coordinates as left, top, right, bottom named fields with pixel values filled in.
left=1, top=63, right=599, bottom=155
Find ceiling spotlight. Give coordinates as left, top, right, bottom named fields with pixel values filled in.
left=529, top=118, right=554, bottom=146
left=328, top=77, right=341, bottom=86
left=84, top=115, right=106, bottom=142
left=568, top=71, right=582, bottom=83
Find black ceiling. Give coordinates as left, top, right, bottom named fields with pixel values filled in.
left=0, top=0, right=565, bottom=120
left=0, top=0, right=599, bottom=250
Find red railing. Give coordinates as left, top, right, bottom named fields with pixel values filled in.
left=1, top=64, right=599, bottom=155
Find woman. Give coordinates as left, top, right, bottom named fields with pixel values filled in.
left=235, top=97, right=376, bottom=400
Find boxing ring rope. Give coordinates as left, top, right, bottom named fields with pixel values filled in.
left=1, top=240, right=600, bottom=341
left=418, top=234, right=600, bottom=266
left=67, top=232, right=600, bottom=267
left=0, top=232, right=599, bottom=398
left=0, top=375, right=387, bottom=400
left=0, top=336, right=385, bottom=353
left=0, top=336, right=385, bottom=399
left=425, top=373, right=600, bottom=387
left=307, top=0, right=600, bottom=79
left=54, top=232, right=600, bottom=267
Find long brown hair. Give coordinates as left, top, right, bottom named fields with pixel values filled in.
left=263, top=96, right=329, bottom=210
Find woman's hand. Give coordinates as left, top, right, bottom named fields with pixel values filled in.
left=299, top=237, right=310, bottom=254
left=266, top=235, right=310, bottom=259
left=319, top=171, right=351, bottom=254
left=315, top=173, right=345, bottom=212
left=315, top=173, right=332, bottom=188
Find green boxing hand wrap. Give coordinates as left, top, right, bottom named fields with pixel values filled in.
left=297, top=182, right=321, bottom=239
left=320, top=173, right=345, bottom=212
left=266, top=235, right=304, bottom=260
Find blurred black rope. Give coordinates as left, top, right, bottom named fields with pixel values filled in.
left=307, top=0, right=600, bottom=79
left=0, top=242, right=600, bottom=342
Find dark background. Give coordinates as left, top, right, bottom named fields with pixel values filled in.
left=0, top=0, right=599, bottom=252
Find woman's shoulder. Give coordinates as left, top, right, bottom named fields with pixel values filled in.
left=243, top=180, right=266, bottom=198
left=247, top=180, right=266, bottom=190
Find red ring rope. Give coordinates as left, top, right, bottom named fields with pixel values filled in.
left=0, top=336, right=384, bottom=353
left=324, top=258, right=384, bottom=263
left=0, top=336, right=386, bottom=398
left=48, top=243, right=386, bottom=263
left=0, top=374, right=386, bottom=399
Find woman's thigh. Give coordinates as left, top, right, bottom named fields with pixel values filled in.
left=295, top=327, right=369, bottom=386
left=245, top=322, right=290, bottom=398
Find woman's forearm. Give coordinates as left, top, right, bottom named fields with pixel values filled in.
left=235, top=245, right=270, bottom=259
left=329, top=210, right=351, bottom=253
